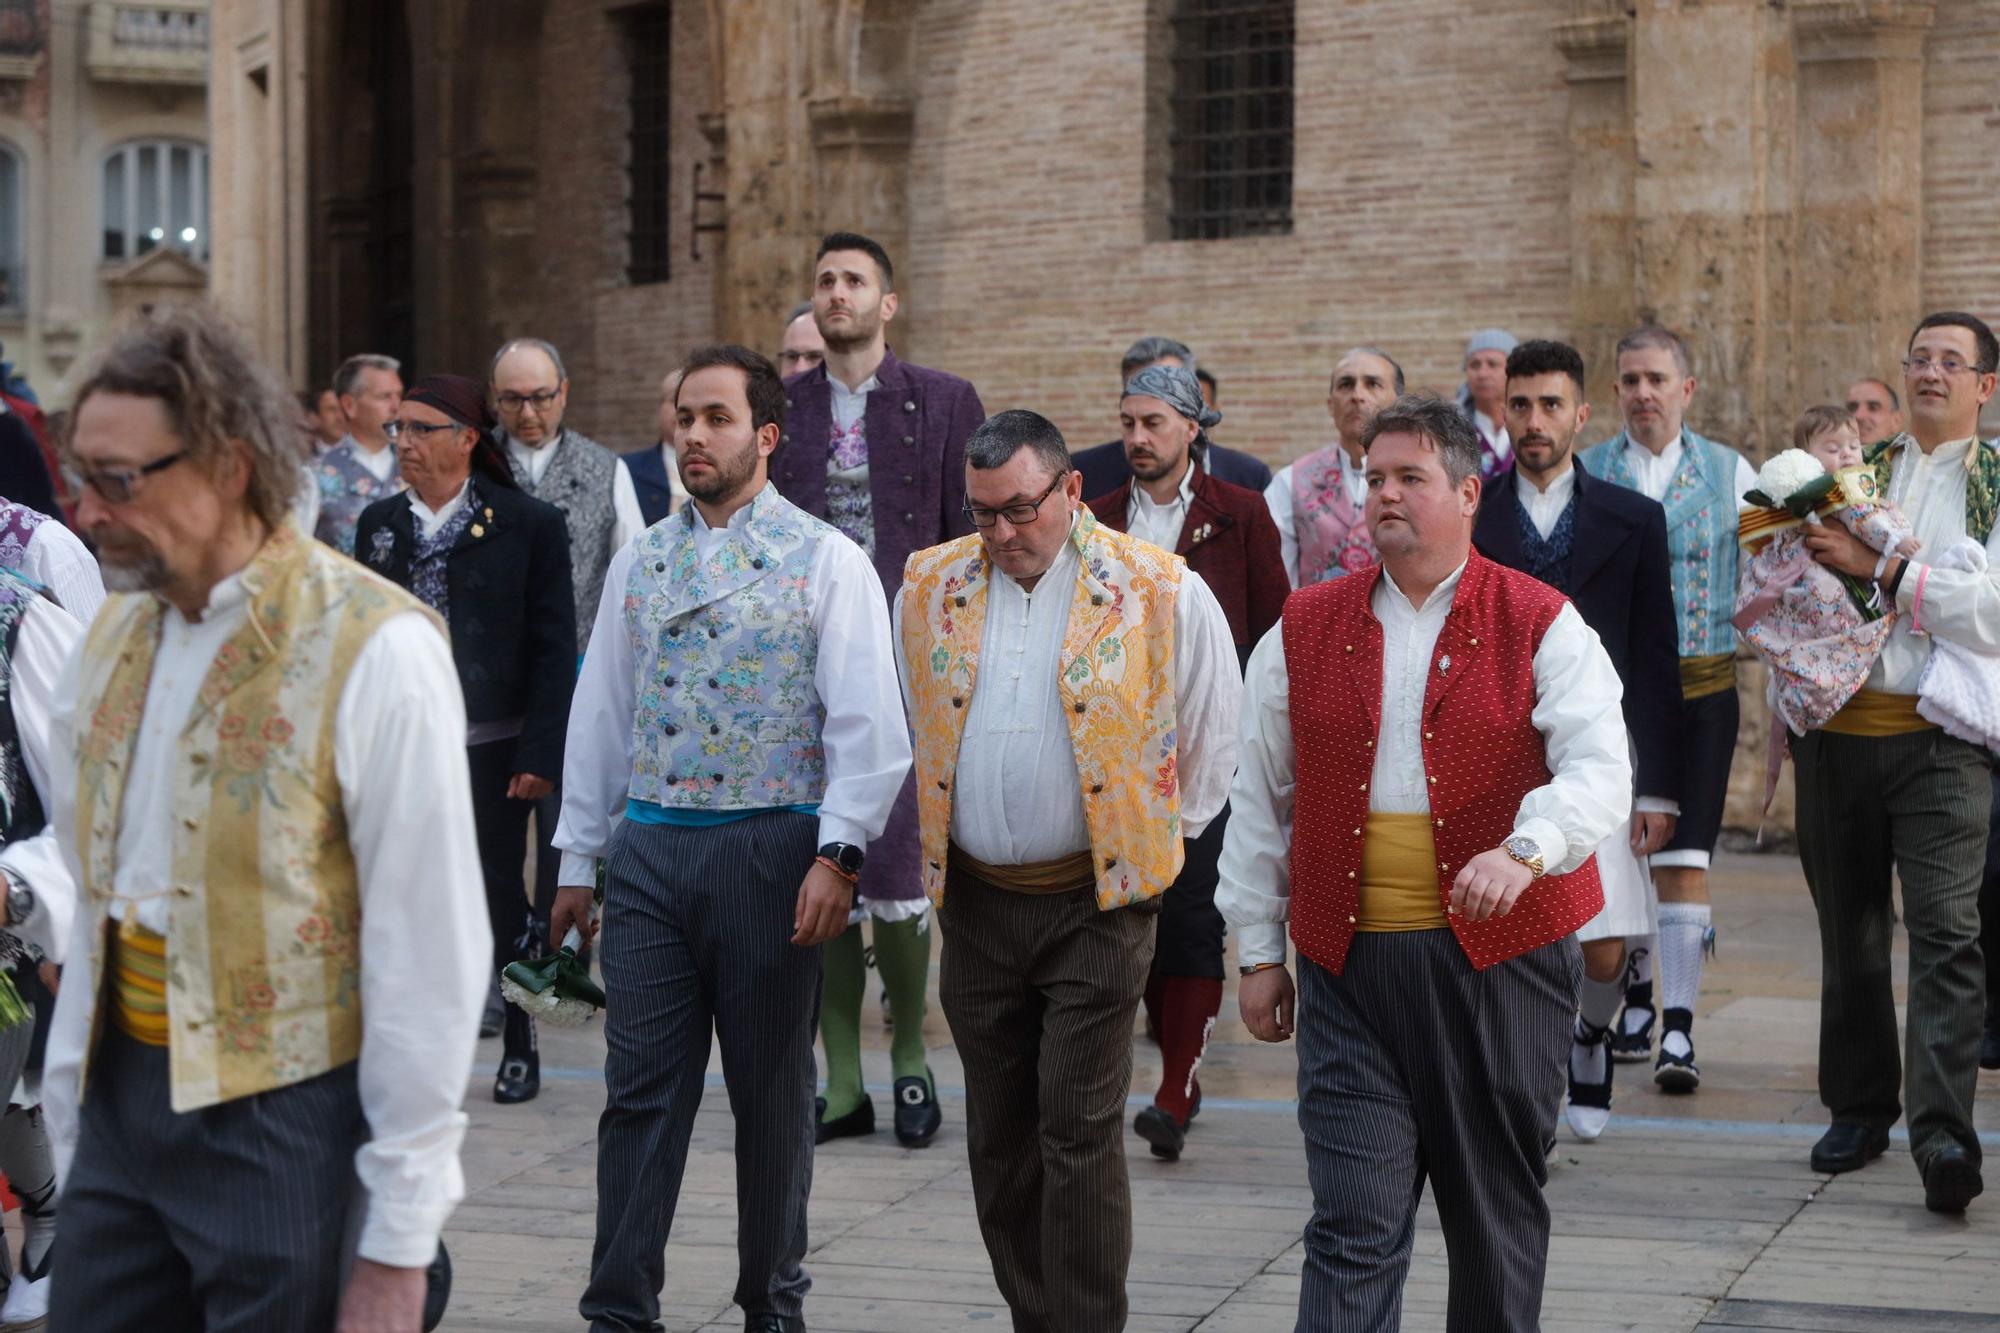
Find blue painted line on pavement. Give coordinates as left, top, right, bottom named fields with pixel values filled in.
left=532, top=1065, right=2000, bottom=1148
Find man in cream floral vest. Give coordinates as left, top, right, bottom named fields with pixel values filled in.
left=44, top=307, right=490, bottom=1333
left=896, top=409, right=1239, bottom=1333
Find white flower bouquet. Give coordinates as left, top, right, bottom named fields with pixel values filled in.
left=499, top=927, right=606, bottom=1027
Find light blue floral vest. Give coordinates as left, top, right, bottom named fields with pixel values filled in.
left=1578, top=429, right=1741, bottom=658
left=623, top=484, right=833, bottom=810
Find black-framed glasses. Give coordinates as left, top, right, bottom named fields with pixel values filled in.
left=963, top=472, right=1068, bottom=528
left=386, top=419, right=464, bottom=441
left=68, top=450, right=188, bottom=504
left=495, top=390, right=560, bottom=412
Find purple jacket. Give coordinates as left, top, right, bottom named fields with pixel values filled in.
left=772, top=349, right=984, bottom=598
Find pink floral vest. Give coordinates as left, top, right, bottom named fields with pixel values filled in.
left=1293, top=446, right=1375, bottom=584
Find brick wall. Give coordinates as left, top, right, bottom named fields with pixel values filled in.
left=1922, top=2, right=2000, bottom=437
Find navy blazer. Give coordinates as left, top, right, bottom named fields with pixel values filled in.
left=1073, top=438, right=1273, bottom=502
left=1473, top=463, right=1684, bottom=804
left=772, top=349, right=985, bottom=597
left=622, top=443, right=677, bottom=528
left=354, top=477, right=577, bottom=779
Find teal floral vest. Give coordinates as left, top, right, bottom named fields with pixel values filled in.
left=1579, top=429, right=1741, bottom=658
left=623, top=484, right=833, bottom=811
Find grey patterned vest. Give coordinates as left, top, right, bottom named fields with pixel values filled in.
left=512, top=429, right=618, bottom=651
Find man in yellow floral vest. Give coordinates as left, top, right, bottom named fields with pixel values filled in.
left=895, top=409, right=1240, bottom=1333
left=41, top=307, right=490, bottom=1333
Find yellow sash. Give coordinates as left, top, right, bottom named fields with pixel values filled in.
left=1679, top=652, right=1737, bottom=700
left=109, top=917, right=170, bottom=1047
left=1822, top=688, right=1934, bottom=738
left=1357, top=814, right=1449, bottom=932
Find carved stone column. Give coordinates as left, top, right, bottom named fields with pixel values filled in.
left=808, top=92, right=916, bottom=348
left=1555, top=4, right=1633, bottom=419
left=1791, top=2, right=1935, bottom=404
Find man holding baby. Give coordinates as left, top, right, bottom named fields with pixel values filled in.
left=1796, top=311, right=2000, bottom=1214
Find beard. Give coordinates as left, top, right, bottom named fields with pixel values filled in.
left=679, top=442, right=763, bottom=506
left=1513, top=432, right=1575, bottom=478
left=1127, top=446, right=1184, bottom=485
left=819, top=303, right=883, bottom=354
left=95, top=532, right=172, bottom=593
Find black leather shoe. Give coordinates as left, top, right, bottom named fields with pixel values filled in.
left=1134, top=1105, right=1187, bottom=1162
left=744, top=1314, right=804, bottom=1332
left=1924, top=1144, right=1985, bottom=1214
left=422, top=1242, right=452, bottom=1331
left=493, top=1053, right=540, bottom=1104
left=1981, top=1025, right=2000, bottom=1071
left=893, top=1070, right=941, bottom=1147
left=1810, top=1121, right=1889, bottom=1174
left=815, top=1095, right=875, bottom=1145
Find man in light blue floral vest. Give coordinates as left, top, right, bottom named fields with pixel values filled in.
left=553, top=344, right=911, bottom=1333
left=1578, top=324, right=1758, bottom=1094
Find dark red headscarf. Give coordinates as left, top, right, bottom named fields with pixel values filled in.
left=404, top=373, right=518, bottom=490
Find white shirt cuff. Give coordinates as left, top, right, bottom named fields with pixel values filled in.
left=1233, top=921, right=1290, bottom=969
left=1634, top=796, right=1680, bottom=817
left=1513, top=816, right=1570, bottom=873
left=816, top=813, right=868, bottom=850
left=558, top=851, right=599, bottom=889
left=357, top=1196, right=455, bottom=1269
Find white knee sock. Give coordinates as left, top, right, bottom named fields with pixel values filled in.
left=1657, top=902, right=1713, bottom=1024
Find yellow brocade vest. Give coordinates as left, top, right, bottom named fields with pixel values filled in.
left=901, top=512, right=1185, bottom=911
left=71, top=522, right=437, bottom=1112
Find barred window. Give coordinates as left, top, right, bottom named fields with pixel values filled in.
left=625, top=4, right=672, bottom=286
left=102, top=139, right=209, bottom=263
left=1168, top=0, right=1294, bottom=241
left=0, top=0, right=38, bottom=58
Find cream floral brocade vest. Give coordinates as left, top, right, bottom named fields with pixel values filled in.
left=71, top=522, right=437, bottom=1112
left=901, top=511, right=1186, bottom=911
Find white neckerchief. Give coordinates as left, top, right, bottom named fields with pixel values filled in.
left=408, top=478, right=473, bottom=541
left=1127, top=461, right=1198, bottom=551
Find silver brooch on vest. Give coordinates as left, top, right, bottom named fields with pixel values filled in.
left=1438, top=654, right=1451, bottom=674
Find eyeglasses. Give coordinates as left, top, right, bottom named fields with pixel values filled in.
left=1903, top=356, right=1989, bottom=378
left=495, top=390, right=560, bottom=412
left=386, top=420, right=464, bottom=441
left=68, top=450, right=188, bottom=504
left=963, top=472, right=1068, bottom=528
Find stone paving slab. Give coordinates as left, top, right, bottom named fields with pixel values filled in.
left=442, top=853, right=2000, bottom=1331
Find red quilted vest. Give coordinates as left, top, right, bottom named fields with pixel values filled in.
left=1282, top=550, right=1604, bottom=973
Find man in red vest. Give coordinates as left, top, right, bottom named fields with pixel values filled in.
left=1219, top=393, right=1632, bottom=1330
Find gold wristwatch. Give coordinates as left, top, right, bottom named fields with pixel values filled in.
left=1503, top=834, right=1546, bottom=879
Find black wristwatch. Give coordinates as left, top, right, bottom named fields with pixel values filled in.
left=818, top=842, right=866, bottom=877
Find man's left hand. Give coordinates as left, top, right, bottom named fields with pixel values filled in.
left=1803, top=519, right=1879, bottom=579
left=1450, top=848, right=1535, bottom=922
left=792, top=861, right=854, bottom=946
left=507, top=773, right=554, bottom=800
left=337, top=1257, right=426, bottom=1333
left=1631, top=809, right=1677, bottom=855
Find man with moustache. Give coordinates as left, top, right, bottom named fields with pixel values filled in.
left=898, top=408, right=1239, bottom=1331
left=46, top=307, right=487, bottom=1332
left=1473, top=339, right=1683, bottom=1140
left=1264, top=347, right=1404, bottom=587
left=1578, top=326, right=1756, bottom=1090
left=1846, top=376, right=1906, bottom=447
left=772, top=231, right=984, bottom=1148
left=552, top=345, right=911, bottom=1329
left=620, top=368, right=691, bottom=530
left=1085, top=363, right=1287, bottom=1162
left=1222, top=394, right=1630, bottom=1332
left=1793, top=312, right=2000, bottom=1211
left=1071, top=337, right=1272, bottom=499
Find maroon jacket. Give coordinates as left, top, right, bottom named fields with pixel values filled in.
left=1088, top=464, right=1290, bottom=667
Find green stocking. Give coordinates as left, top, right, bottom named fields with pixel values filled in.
left=871, top=915, right=933, bottom=1085
left=817, top=923, right=867, bottom=1120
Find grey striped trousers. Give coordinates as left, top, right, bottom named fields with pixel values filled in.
left=1793, top=726, right=1989, bottom=1169
left=581, top=811, right=823, bottom=1333
left=50, top=1029, right=366, bottom=1332
left=937, top=863, right=1158, bottom=1333
left=1294, top=930, right=1580, bottom=1333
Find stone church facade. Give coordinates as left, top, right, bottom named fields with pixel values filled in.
left=206, top=0, right=1999, bottom=831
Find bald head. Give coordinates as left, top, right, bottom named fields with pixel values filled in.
left=491, top=338, right=570, bottom=446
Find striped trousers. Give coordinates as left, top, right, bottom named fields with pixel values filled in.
left=1294, top=931, right=1580, bottom=1333
left=581, top=811, right=823, bottom=1333
left=1793, top=726, right=1989, bottom=1169
left=937, top=864, right=1158, bottom=1333
left=50, top=1030, right=365, bottom=1332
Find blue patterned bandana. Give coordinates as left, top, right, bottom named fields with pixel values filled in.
left=1122, top=364, right=1221, bottom=432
